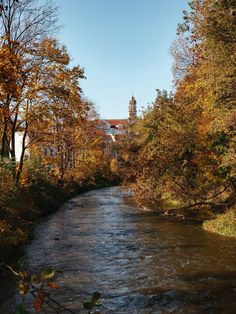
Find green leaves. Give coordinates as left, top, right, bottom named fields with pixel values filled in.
left=82, top=291, right=102, bottom=310
left=17, top=256, right=27, bottom=270
left=82, top=300, right=93, bottom=310
left=91, top=291, right=102, bottom=304
left=30, top=268, right=57, bottom=284
left=15, top=304, right=29, bottom=314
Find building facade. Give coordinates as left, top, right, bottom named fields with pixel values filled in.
left=96, top=95, right=137, bottom=143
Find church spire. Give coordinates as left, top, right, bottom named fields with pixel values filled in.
left=128, top=95, right=137, bottom=122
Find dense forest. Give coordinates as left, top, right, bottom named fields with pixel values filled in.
left=118, top=0, right=236, bottom=236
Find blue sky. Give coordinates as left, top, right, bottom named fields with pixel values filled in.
left=56, top=0, right=189, bottom=118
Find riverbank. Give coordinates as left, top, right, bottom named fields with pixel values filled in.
left=2, top=186, right=236, bottom=313
left=139, top=199, right=236, bottom=238
left=0, top=183, right=118, bottom=313
left=203, top=207, right=236, bottom=238
left=165, top=204, right=236, bottom=238
left=0, top=178, right=119, bottom=265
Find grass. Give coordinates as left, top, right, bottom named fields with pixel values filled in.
left=203, top=207, right=236, bottom=238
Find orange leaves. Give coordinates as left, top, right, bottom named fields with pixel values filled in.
left=34, top=288, right=45, bottom=312
left=0, top=44, right=22, bottom=100
left=17, top=267, right=61, bottom=312
left=47, top=282, right=60, bottom=289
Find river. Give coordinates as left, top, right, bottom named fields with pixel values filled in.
left=1, top=187, right=236, bottom=313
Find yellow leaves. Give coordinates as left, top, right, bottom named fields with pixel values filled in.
left=110, top=159, right=119, bottom=174
left=18, top=281, right=30, bottom=295
left=197, top=112, right=213, bottom=135
left=16, top=267, right=61, bottom=312
left=38, top=38, right=70, bottom=65
left=122, top=153, right=130, bottom=162
left=0, top=220, right=7, bottom=232
left=56, top=72, right=67, bottom=81
left=0, top=44, right=22, bottom=101
left=19, top=271, right=28, bottom=280
left=41, top=269, right=56, bottom=280
left=0, top=34, right=10, bottom=41
left=0, top=35, right=19, bottom=46
left=31, top=274, right=42, bottom=284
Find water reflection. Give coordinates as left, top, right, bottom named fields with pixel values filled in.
left=5, top=187, right=236, bottom=313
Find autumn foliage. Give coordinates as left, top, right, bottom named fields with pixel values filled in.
left=120, top=0, right=236, bottom=221
left=0, top=0, right=116, bottom=250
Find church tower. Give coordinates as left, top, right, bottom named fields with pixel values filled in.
left=128, top=95, right=137, bottom=122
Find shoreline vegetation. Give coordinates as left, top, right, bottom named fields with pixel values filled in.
left=137, top=198, right=236, bottom=238
left=0, top=164, right=119, bottom=264
left=117, top=0, right=236, bottom=238
left=203, top=208, right=236, bottom=238
left=0, top=0, right=235, bottom=267
left=0, top=0, right=235, bottom=312
left=0, top=0, right=120, bottom=264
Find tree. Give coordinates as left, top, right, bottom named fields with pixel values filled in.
left=15, top=38, right=87, bottom=182
left=0, top=0, right=58, bottom=177
left=121, top=0, right=236, bottom=212
left=177, top=0, right=236, bottom=200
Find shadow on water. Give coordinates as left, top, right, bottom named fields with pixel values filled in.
left=1, top=187, right=236, bottom=313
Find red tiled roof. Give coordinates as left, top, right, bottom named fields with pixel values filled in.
left=104, top=119, right=128, bottom=127
left=95, top=129, right=106, bottom=136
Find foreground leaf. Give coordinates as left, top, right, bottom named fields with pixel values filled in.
left=18, top=281, right=30, bottom=295
left=15, top=304, right=29, bottom=314
left=82, top=300, right=93, bottom=309
left=91, top=291, right=101, bottom=305
left=30, top=274, right=42, bottom=284
left=47, top=282, right=60, bottom=289
left=17, top=256, right=28, bottom=270
left=34, top=288, right=45, bottom=312
left=41, top=269, right=56, bottom=280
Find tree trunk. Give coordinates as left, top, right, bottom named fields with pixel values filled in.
left=15, top=124, right=28, bottom=183
left=1, top=118, right=9, bottom=160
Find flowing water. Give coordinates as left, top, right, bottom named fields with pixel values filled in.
left=2, top=187, right=236, bottom=313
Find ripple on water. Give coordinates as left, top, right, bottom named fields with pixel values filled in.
left=3, top=187, right=236, bottom=313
